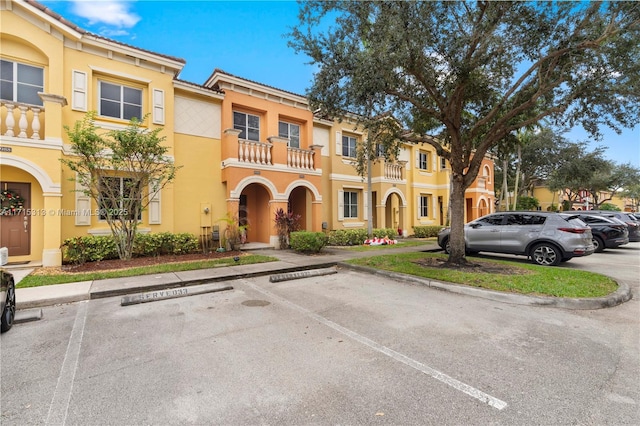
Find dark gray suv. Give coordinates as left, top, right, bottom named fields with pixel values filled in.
left=437, top=212, right=595, bottom=266
left=1, top=264, right=16, bottom=333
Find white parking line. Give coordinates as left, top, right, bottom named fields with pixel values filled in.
left=46, top=301, right=89, bottom=426
left=241, top=278, right=508, bottom=411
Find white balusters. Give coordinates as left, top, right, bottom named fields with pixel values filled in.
left=1, top=102, right=44, bottom=140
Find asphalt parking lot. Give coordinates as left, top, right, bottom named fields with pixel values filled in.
left=1, top=243, right=639, bottom=425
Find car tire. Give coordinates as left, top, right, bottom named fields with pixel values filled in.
left=593, top=236, right=605, bottom=253
left=1, top=278, right=16, bottom=333
left=443, top=238, right=451, bottom=254
left=531, top=243, right=561, bottom=266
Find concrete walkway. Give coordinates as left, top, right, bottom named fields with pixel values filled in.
left=12, top=242, right=632, bottom=311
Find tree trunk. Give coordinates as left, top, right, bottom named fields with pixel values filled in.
left=512, top=145, right=521, bottom=211
left=447, top=174, right=468, bottom=265
left=499, top=157, right=508, bottom=210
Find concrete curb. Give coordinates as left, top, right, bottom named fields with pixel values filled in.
left=337, top=262, right=633, bottom=310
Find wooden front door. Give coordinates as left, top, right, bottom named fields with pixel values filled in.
left=1, top=182, right=31, bottom=256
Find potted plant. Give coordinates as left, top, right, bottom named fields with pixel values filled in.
left=219, top=212, right=247, bottom=251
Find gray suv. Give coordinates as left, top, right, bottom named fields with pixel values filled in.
left=437, top=212, right=595, bottom=266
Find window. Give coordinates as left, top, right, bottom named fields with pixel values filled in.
left=279, top=121, right=300, bottom=148
left=99, top=81, right=142, bottom=120
left=0, top=59, right=44, bottom=106
left=343, top=191, right=358, bottom=218
left=478, top=214, right=505, bottom=226
left=505, top=214, right=546, bottom=226
left=99, top=177, right=142, bottom=221
left=419, top=195, right=429, bottom=217
left=233, top=111, right=260, bottom=141
left=342, top=135, right=357, bottom=158
left=417, top=151, right=429, bottom=171
left=440, top=157, right=447, bottom=170
left=375, top=143, right=385, bottom=157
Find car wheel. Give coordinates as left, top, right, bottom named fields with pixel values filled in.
left=1, top=278, right=16, bottom=333
left=443, top=238, right=451, bottom=254
left=531, top=243, right=561, bottom=266
left=593, top=236, right=605, bottom=253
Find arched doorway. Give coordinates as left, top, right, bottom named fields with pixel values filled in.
left=288, top=186, right=312, bottom=231
left=239, top=183, right=271, bottom=244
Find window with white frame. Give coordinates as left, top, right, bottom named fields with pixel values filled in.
left=99, top=81, right=142, bottom=120
left=417, top=151, right=429, bottom=171
left=99, top=176, right=142, bottom=221
left=342, top=135, right=357, bottom=158
left=440, top=156, right=447, bottom=170
left=0, top=59, right=44, bottom=106
left=279, top=121, right=300, bottom=148
left=343, top=191, right=358, bottom=218
left=419, top=195, right=429, bottom=217
left=233, top=111, right=260, bottom=141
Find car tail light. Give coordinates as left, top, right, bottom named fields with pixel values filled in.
left=558, top=227, right=589, bottom=234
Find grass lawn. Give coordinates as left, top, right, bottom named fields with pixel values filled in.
left=346, top=252, right=618, bottom=298
left=16, top=254, right=277, bottom=288
left=329, top=238, right=436, bottom=252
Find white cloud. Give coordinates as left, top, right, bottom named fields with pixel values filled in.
left=71, top=0, right=140, bottom=28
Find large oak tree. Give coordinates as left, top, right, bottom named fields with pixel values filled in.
left=290, top=1, right=639, bottom=264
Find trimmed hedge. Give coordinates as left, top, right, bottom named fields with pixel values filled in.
left=61, top=232, right=199, bottom=264
left=289, top=231, right=328, bottom=253
left=327, top=228, right=398, bottom=246
left=412, top=226, right=445, bottom=238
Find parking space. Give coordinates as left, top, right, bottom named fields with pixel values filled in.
left=2, top=253, right=639, bottom=424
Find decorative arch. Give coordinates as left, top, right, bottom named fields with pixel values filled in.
left=381, top=187, right=408, bottom=206
left=482, top=164, right=492, bottom=183
left=283, top=180, right=322, bottom=202
left=477, top=196, right=491, bottom=216
left=0, top=154, right=60, bottom=194
left=230, top=175, right=278, bottom=200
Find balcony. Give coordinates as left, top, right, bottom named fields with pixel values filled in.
left=1, top=101, right=44, bottom=140
left=384, top=162, right=404, bottom=181
left=225, top=130, right=318, bottom=172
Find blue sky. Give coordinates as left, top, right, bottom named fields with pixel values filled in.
left=40, top=0, right=639, bottom=168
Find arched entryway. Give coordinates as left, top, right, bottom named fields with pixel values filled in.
left=238, top=183, right=272, bottom=244
left=381, top=188, right=407, bottom=233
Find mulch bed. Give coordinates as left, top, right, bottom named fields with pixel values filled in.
left=59, top=250, right=242, bottom=273
left=413, top=257, right=531, bottom=275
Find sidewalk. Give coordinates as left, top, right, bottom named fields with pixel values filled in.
left=13, top=242, right=632, bottom=311
left=14, top=243, right=434, bottom=309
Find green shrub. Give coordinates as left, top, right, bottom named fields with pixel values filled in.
left=290, top=231, right=328, bottom=253
left=61, top=236, right=118, bottom=264
left=412, top=226, right=445, bottom=238
left=598, top=203, right=621, bottom=211
left=372, top=228, right=398, bottom=239
left=327, top=229, right=367, bottom=246
left=62, top=232, right=199, bottom=264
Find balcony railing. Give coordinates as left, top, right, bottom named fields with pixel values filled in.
left=1, top=101, right=44, bottom=140
left=287, top=147, right=315, bottom=170
left=384, top=162, right=404, bottom=180
left=238, top=139, right=273, bottom=165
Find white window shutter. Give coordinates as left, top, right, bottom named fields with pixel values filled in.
left=417, top=195, right=421, bottom=218
left=152, top=89, right=165, bottom=125
left=363, top=191, right=368, bottom=220
left=415, top=151, right=420, bottom=169
left=72, top=70, right=87, bottom=111
left=75, top=175, right=91, bottom=225
left=148, top=180, right=161, bottom=224
left=338, top=190, right=344, bottom=221
left=336, top=131, right=342, bottom=155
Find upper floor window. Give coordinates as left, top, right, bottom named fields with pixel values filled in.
left=342, top=135, right=357, bottom=158
left=279, top=121, right=300, bottom=148
left=417, top=151, right=429, bottom=171
left=440, top=156, right=447, bottom=169
left=0, top=59, right=44, bottom=106
left=234, top=111, right=260, bottom=141
left=343, top=190, right=358, bottom=218
left=99, top=81, right=142, bottom=120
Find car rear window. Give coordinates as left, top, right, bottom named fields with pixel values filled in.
left=564, top=217, right=588, bottom=227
